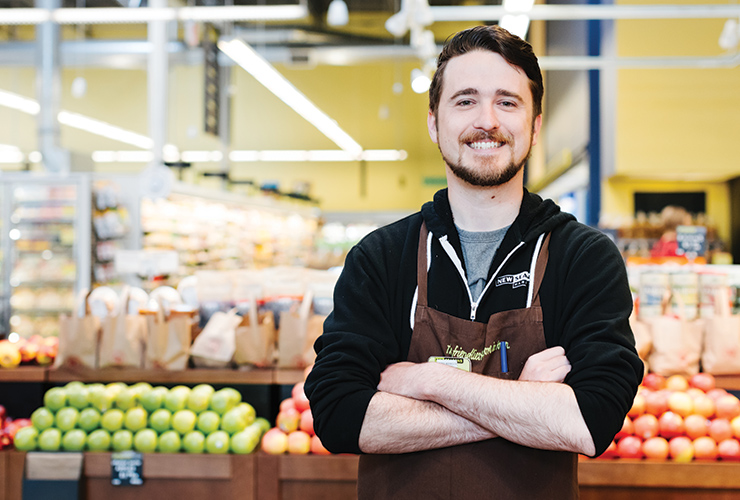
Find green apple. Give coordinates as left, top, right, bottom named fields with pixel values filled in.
left=55, top=406, right=80, bottom=432
left=186, top=389, right=211, bottom=414
left=66, top=384, right=90, bottom=410
left=230, top=426, right=261, bottom=454
left=235, top=402, right=256, bottom=427
left=105, top=382, right=126, bottom=400
left=111, top=430, right=134, bottom=452
left=157, top=430, right=182, bottom=453
left=205, top=430, right=230, bottom=454
left=192, top=384, right=215, bottom=396
left=13, top=426, right=39, bottom=451
left=78, top=407, right=101, bottom=432
left=124, top=407, right=149, bottom=433
left=130, top=382, right=153, bottom=397
left=64, top=380, right=85, bottom=390
left=172, top=409, right=197, bottom=435
left=115, top=387, right=138, bottom=411
left=44, top=387, right=67, bottom=412
left=38, top=428, right=62, bottom=451
left=253, top=417, right=271, bottom=436
left=62, top=429, right=87, bottom=451
left=133, top=429, right=158, bottom=453
left=220, top=407, right=247, bottom=434
left=209, top=388, right=239, bottom=415
left=196, top=411, right=221, bottom=435
left=149, top=408, right=172, bottom=434
left=164, top=386, right=190, bottom=413
left=140, top=386, right=169, bottom=413
left=182, top=431, right=206, bottom=454
left=89, top=385, right=115, bottom=413
left=87, top=429, right=111, bottom=452
left=30, top=407, right=55, bottom=431
left=100, top=408, right=125, bottom=433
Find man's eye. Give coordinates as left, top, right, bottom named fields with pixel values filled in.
left=457, top=99, right=474, bottom=106
left=500, top=101, right=516, bottom=108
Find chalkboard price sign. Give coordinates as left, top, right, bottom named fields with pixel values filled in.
left=676, top=225, right=707, bottom=259
left=111, top=451, right=143, bottom=486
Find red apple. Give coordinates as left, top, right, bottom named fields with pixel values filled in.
left=689, top=373, right=716, bottom=393
left=686, top=388, right=705, bottom=400
left=617, top=436, right=643, bottom=459
left=692, top=394, right=716, bottom=419
left=645, top=390, right=670, bottom=416
left=643, top=436, right=670, bottom=460
left=693, top=436, right=719, bottom=460
left=18, top=341, right=39, bottom=363
left=715, top=395, right=740, bottom=420
left=280, top=398, right=296, bottom=412
left=658, top=411, right=685, bottom=439
left=706, top=388, right=729, bottom=402
left=718, top=438, right=740, bottom=461
left=628, top=393, right=646, bottom=418
left=684, top=414, right=710, bottom=440
left=291, top=382, right=311, bottom=413
left=709, top=418, right=734, bottom=443
left=303, top=364, right=314, bottom=381
left=261, top=428, right=288, bottom=455
left=669, top=436, right=694, bottom=462
left=598, top=440, right=618, bottom=459
left=310, top=434, right=331, bottom=455
left=35, top=344, right=55, bottom=366
left=276, top=408, right=301, bottom=433
left=615, top=416, right=634, bottom=440
left=287, top=430, right=311, bottom=455
left=633, top=414, right=660, bottom=440
left=299, top=409, right=314, bottom=436
left=731, top=416, right=740, bottom=439
left=667, top=392, right=694, bottom=418
left=0, top=405, right=6, bottom=422
left=642, top=373, right=666, bottom=391
left=666, top=374, right=689, bottom=392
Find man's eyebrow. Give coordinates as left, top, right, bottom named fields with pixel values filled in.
left=496, top=89, right=524, bottom=102
left=449, top=88, right=478, bottom=100
left=448, top=88, right=525, bottom=102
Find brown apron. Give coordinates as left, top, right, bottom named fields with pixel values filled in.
left=358, top=223, right=578, bottom=499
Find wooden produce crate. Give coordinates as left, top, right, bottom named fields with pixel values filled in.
left=256, top=453, right=359, bottom=500
left=83, top=452, right=256, bottom=500
left=0, top=450, right=26, bottom=500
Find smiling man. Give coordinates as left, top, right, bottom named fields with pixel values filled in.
left=305, top=25, right=643, bottom=499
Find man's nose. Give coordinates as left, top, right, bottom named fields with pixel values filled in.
left=473, top=105, right=500, bottom=131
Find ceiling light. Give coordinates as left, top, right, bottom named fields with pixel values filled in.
left=410, top=68, right=431, bottom=94
left=327, top=0, right=349, bottom=27
left=499, top=14, right=531, bottom=39
left=719, top=18, right=740, bottom=50
left=218, top=37, right=363, bottom=156
left=503, top=0, right=535, bottom=13
left=58, top=110, right=153, bottom=149
left=0, top=89, right=40, bottom=114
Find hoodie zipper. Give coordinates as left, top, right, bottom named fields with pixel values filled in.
left=438, top=236, right=525, bottom=321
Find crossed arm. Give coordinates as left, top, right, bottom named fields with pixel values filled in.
left=358, top=346, right=595, bottom=456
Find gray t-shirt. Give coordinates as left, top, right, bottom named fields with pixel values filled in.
left=456, top=225, right=510, bottom=302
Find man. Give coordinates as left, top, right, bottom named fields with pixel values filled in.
left=305, top=25, right=643, bottom=499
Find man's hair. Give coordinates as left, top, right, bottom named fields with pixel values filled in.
left=428, top=25, right=544, bottom=118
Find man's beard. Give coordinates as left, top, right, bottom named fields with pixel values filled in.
left=441, top=130, right=533, bottom=188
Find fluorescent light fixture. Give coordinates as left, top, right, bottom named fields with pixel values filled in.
left=503, top=0, right=535, bottom=13
left=499, top=14, right=531, bottom=39
left=58, top=111, right=154, bottom=149
left=93, top=149, right=407, bottom=163
left=181, top=150, right=224, bottom=163
left=92, top=150, right=154, bottom=162
left=1, top=5, right=308, bottom=25
left=218, top=37, right=363, bottom=156
left=0, top=89, right=40, bottom=114
left=361, top=149, right=408, bottom=161
left=0, top=144, right=25, bottom=163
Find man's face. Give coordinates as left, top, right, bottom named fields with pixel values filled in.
left=427, top=50, right=542, bottom=188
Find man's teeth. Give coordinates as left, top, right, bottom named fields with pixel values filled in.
left=469, top=141, right=502, bottom=149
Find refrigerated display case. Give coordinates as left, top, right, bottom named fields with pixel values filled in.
left=0, top=173, right=91, bottom=339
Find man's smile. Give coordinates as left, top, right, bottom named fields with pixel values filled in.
left=468, top=141, right=504, bottom=150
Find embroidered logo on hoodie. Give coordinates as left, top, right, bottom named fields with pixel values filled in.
left=495, top=271, right=530, bottom=289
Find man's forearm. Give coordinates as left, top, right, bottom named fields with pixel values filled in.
left=358, top=390, right=496, bottom=454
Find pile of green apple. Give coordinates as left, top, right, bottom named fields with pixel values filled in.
left=13, top=381, right=269, bottom=455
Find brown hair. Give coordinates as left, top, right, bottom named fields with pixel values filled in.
left=428, top=25, right=544, bottom=119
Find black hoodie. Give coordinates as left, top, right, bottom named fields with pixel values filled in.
left=305, top=188, right=643, bottom=457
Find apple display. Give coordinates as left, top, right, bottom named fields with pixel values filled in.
left=642, top=437, right=669, bottom=460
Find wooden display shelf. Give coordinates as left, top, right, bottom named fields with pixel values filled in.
left=713, top=375, right=740, bottom=391
left=0, top=367, right=46, bottom=383
left=257, top=453, right=359, bottom=500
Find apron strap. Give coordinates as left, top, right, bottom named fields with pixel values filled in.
left=529, top=232, right=551, bottom=308
left=416, top=222, right=429, bottom=307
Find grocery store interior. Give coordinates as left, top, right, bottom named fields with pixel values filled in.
left=2, top=0, right=740, bottom=498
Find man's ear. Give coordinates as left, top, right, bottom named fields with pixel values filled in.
left=427, top=110, right=438, bottom=144
left=531, top=114, right=543, bottom=146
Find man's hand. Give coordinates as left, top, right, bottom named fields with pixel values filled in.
left=519, top=346, right=571, bottom=383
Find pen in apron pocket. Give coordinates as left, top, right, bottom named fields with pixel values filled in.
left=500, top=341, right=508, bottom=373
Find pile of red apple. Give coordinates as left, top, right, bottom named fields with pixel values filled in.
left=261, top=368, right=331, bottom=456
left=0, top=404, right=33, bottom=450
left=0, top=335, right=58, bottom=369
left=598, top=372, right=740, bottom=461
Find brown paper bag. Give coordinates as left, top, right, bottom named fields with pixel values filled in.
left=302, top=314, right=327, bottom=367
left=190, top=308, right=240, bottom=368
left=702, top=287, right=740, bottom=374
left=144, top=304, right=192, bottom=370
left=234, top=301, right=276, bottom=368
left=647, top=293, right=704, bottom=376
left=99, top=286, right=147, bottom=368
left=55, top=289, right=100, bottom=369
left=276, top=292, right=313, bottom=368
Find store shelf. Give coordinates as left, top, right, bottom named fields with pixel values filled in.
left=0, top=366, right=46, bottom=383
left=713, top=375, right=740, bottom=391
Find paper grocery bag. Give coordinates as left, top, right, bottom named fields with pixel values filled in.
left=55, top=289, right=100, bottom=369
left=702, top=287, right=740, bottom=374
left=144, top=305, right=191, bottom=370
left=234, top=301, right=276, bottom=368
left=629, top=308, right=652, bottom=362
left=647, top=293, right=704, bottom=376
left=99, top=286, right=147, bottom=368
left=302, top=313, right=327, bottom=367
left=276, top=292, right=313, bottom=369
left=190, top=308, right=241, bottom=368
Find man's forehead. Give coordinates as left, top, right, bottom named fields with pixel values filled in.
left=441, top=50, right=530, bottom=98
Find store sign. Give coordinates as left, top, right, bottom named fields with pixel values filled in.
left=676, top=225, right=707, bottom=259
left=111, top=451, right=143, bottom=486
left=204, top=24, right=220, bottom=137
